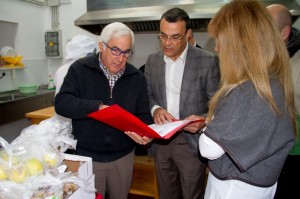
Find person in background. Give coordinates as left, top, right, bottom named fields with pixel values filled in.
left=54, top=34, right=97, bottom=95
left=139, top=30, right=201, bottom=73
left=198, top=0, right=296, bottom=198
left=188, top=31, right=202, bottom=48
left=55, top=22, right=153, bottom=199
left=128, top=7, right=220, bottom=199
left=267, top=4, right=300, bottom=199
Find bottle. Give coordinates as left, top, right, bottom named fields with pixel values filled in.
left=48, top=75, right=55, bottom=90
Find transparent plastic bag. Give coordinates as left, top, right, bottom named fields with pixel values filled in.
left=9, top=115, right=76, bottom=169
left=58, top=171, right=96, bottom=197
left=0, top=116, right=80, bottom=198
left=0, top=180, right=30, bottom=199
left=26, top=173, right=64, bottom=199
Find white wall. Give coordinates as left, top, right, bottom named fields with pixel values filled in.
left=0, top=0, right=49, bottom=92
left=0, top=0, right=299, bottom=92
left=47, top=0, right=98, bottom=76
left=0, top=0, right=97, bottom=92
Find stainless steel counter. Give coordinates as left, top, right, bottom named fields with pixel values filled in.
left=0, top=86, right=55, bottom=104
left=0, top=87, right=55, bottom=125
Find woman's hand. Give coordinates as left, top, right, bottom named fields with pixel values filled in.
left=125, top=131, right=153, bottom=145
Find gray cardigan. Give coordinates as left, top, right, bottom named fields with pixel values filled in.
left=204, top=79, right=295, bottom=187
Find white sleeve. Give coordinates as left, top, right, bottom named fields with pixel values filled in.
left=199, top=132, right=225, bottom=160
left=54, top=61, right=73, bottom=96
left=151, top=105, right=162, bottom=116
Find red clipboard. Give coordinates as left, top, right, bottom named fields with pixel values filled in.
left=87, top=104, right=205, bottom=139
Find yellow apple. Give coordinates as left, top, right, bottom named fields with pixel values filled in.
left=25, top=158, right=43, bottom=176
left=0, top=166, right=8, bottom=180
left=42, top=153, right=58, bottom=167
left=0, top=151, right=20, bottom=165
left=9, top=165, right=28, bottom=183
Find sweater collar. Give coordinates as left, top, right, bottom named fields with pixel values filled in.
left=85, top=52, right=138, bottom=76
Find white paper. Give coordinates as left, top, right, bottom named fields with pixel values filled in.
left=148, top=120, right=192, bottom=137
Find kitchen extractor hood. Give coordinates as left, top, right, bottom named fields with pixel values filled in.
left=75, top=0, right=300, bottom=35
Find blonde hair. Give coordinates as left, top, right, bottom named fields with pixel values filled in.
left=207, top=0, right=296, bottom=135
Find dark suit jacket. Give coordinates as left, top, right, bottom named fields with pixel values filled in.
left=144, top=44, right=220, bottom=153
left=195, top=43, right=202, bottom=49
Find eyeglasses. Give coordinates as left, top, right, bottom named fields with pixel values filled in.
left=102, top=42, right=134, bottom=58
left=157, top=30, right=187, bottom=42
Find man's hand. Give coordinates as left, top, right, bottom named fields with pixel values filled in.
left=153, top=108, right=174, bottom=124
left=183, top=115, right=206, bottom=133
left=99, top=103, right=109, bottom=110
left=125, top=131, right=153, bottom=145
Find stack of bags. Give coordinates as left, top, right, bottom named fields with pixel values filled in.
left=0, top=116, right=95, bottom=199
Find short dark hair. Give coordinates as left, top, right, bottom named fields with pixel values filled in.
left=161, top=7, right=191, bottom=30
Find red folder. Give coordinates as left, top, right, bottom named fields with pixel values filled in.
left=87, top=104, right=205, bottom=139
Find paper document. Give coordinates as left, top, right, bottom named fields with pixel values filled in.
left=87, top=104, right=205, bottom=139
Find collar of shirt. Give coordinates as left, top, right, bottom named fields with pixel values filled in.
left=98, top=54, right=124, bottom=80
left=98, top=54, right=125, bottom=90
left=163, top=42, right=188, bottom=65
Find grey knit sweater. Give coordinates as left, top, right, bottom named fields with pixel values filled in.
left=204, top=79, right=294, bottom=187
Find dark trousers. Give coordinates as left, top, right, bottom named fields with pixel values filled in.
left=155, top=133, right=207, bottom=199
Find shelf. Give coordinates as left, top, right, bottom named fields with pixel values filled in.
left=0, top=66, right=25, bottom=79
left=0, top=66, right=25, bottom=70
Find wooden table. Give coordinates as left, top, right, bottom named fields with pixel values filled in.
left=25, top=106, right=158, bottom=198
left=25, top=106, right=54, bottom=124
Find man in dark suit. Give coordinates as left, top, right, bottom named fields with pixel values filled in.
left=145, top=7, right=219, bottom=199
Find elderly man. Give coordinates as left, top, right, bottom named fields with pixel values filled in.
left=267, top=4, right=300, bottom=199
left=55, top=22, right=152, bottom=199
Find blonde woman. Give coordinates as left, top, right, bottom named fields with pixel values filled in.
left=197, top=0, right=296, bottom=198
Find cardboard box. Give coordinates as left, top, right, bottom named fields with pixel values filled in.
left=63, top=154, right=95, bottom=199
left=63, top=153, right=93, bottom=181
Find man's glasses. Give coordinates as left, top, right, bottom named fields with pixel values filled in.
left=102, top=42, right=134, bottom=58
left=157, top=30, right=187, bottom=42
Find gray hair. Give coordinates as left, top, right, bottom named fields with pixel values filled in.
left=98, top=22, right=134, bottom=47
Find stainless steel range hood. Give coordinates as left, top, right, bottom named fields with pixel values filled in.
left=75, top=0, right=300, bottom=35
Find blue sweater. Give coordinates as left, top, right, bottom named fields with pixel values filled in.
left=55, top=53, right=153, bottom=162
